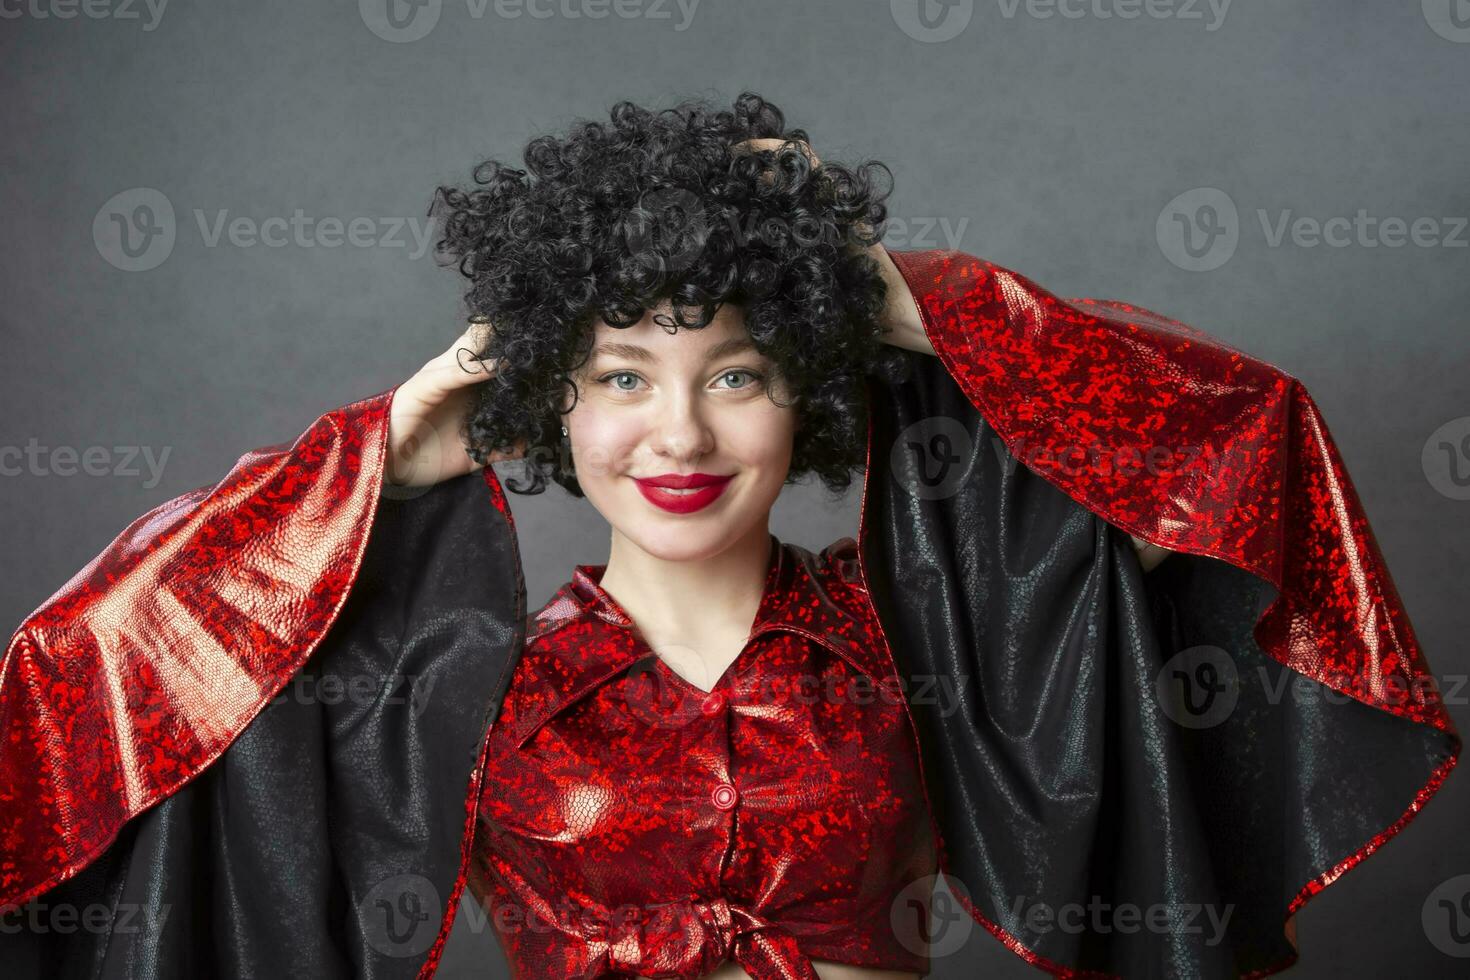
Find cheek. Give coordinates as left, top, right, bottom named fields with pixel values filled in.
left=566, top=411, right=643, bottom=483
left=725, top=406, right=798, bottom=473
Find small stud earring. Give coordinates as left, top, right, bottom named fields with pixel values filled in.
left=560, top=425, right=569, bottom=437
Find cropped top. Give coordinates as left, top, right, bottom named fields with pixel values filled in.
left=469, top=534, right=938, bottom=979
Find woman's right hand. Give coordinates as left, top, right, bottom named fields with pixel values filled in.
left=384, top=320, right=526, bottom=490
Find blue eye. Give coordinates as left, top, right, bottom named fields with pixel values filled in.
left=717, top=369, right=764, bottom=389
left=598, top=371, right=643, bottom=391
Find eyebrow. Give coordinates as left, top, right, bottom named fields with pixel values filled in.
left=590, top=337, right=758, bottom=364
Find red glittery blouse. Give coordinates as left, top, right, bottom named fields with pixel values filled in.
left=468, top=533, right=938, bottom=979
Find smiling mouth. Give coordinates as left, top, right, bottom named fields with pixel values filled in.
left=632, top=474, right=734, bottom=513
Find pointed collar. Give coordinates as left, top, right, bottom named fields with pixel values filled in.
left=511, top=534, right=889, bottom=747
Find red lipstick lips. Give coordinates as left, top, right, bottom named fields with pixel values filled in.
left=633, top=472, right=733, bottom=514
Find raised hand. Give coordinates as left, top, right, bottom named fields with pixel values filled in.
left=384, top=318, right=525, bottom=490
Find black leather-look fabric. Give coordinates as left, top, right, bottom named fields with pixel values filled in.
left=860, top=350, right=1455, bottom=977
left=2, top=472, right=524, bottom=979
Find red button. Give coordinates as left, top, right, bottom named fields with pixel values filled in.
left=700, top=692, right=727, bottom=716
left=711, top=783, right=738, bottom=810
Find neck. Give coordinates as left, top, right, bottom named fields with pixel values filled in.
left=598, top=522, right=773, bottom=641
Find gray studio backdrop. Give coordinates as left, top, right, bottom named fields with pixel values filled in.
left=2, top=1, right=1468, bottom=977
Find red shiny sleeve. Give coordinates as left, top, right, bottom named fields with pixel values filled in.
left=884, top=247, right=1458, bottom=742
left=0, top=385, right=399, bottom=910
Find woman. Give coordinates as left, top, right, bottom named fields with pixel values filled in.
left=0, top=93, right=1459, bottom=980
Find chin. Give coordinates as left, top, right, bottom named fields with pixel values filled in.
left=618, top=519, right=741, bottom=564
left=616, top=484, right=770, bottom=563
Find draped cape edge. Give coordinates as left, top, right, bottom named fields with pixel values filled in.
left=861, top=248, right=1459, bottom=977
left=0, top=389, right=528, bottom=978
left=0, top=248, right=1458, bottom=979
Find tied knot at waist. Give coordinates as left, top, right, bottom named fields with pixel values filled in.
left=580, top=895, right=819, bottom=979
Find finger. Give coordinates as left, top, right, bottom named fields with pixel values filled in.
left=732, top=137, right=821, bottom=168
left=411, top=356, right=501, bottom=405
left=447, top=318, right=497, bottom=365
left=413, top=322, right=504, bottom=394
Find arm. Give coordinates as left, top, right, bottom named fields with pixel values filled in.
left=867, top=242, right=1174, bottom=571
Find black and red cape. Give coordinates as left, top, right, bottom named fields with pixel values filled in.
left=0, top=249, right=1459, bottom=978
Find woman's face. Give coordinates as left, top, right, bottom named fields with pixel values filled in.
left=562, top=301, right=797, bottom=563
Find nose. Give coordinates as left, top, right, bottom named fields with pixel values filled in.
left=649, top=390, right=715, bottom=463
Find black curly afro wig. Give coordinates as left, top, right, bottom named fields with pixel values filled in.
left=425, top=91, right=911, bottom=498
